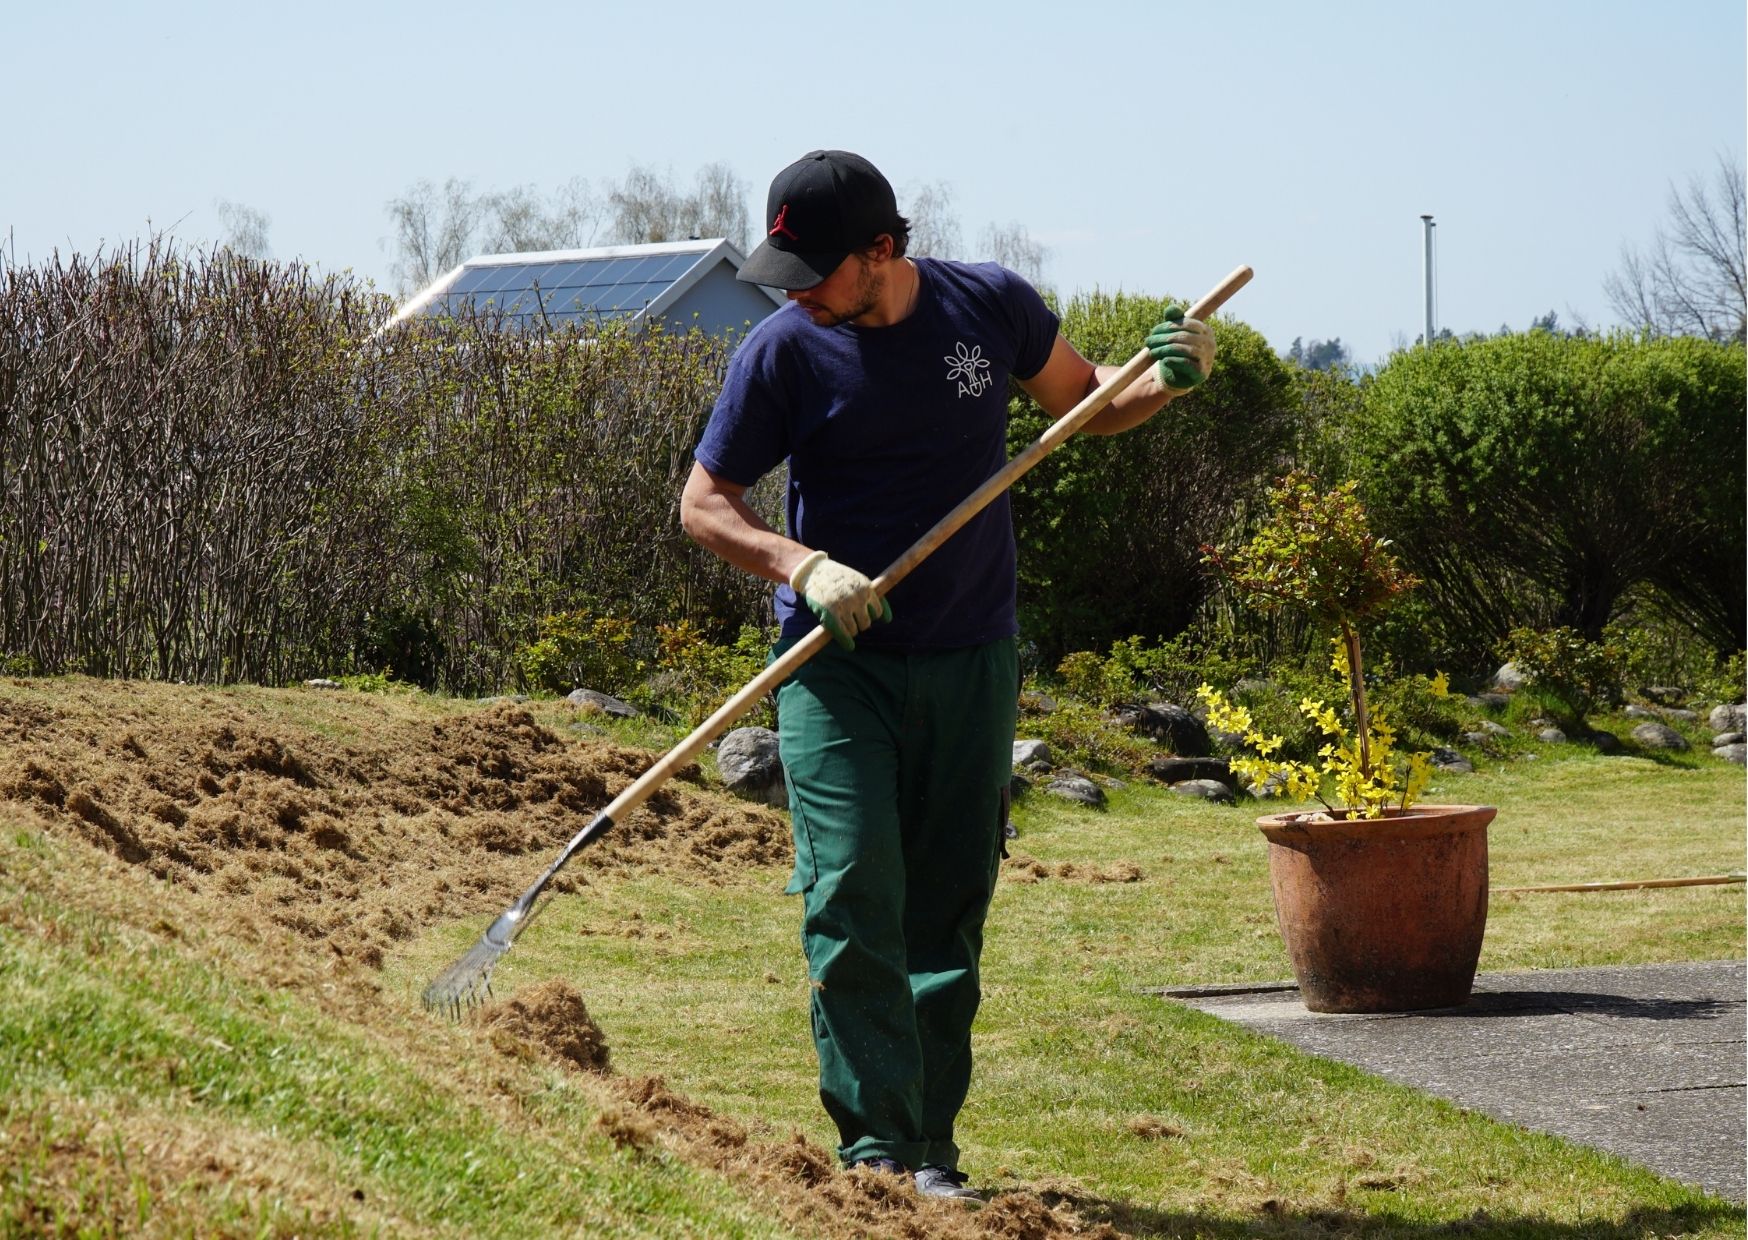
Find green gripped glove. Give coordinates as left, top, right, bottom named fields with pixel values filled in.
left=1145, top=304, right=1216, bottom=391
left=789, top=550, right=893, bottom=650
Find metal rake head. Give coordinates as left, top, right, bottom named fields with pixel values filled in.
left=421, top=912, right=520, bottom=1018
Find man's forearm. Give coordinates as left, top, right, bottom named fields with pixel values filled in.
left=1079, top=363, right=1177, bottom=436
left=680, top=466, right=810, bottom=585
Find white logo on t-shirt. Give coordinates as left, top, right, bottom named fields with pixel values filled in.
left=945, top=341, right=992, bottom=398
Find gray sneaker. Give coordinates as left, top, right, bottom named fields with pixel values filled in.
left=914, top=1165, right=983, bottom=1202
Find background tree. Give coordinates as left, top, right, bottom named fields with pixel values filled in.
left=213, top=199, right=272, bottom=259
left=604, top=163, right=751, bottom=251
left=481, top=178, right=603, bottom=253
left=900, top=180, right=962, bottom=259
left=682, top=162, right=752, bottom=253
left=1286, top=336, right=1351, bottom=372
left=1605, top=152, right=1746, bottom=343
left=385, top=177, right=483, bottom=295
left=979, top=220, right=1049, bottom=288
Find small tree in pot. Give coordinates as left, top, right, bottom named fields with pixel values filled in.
left=1201, top=472, right=1495, bottom=1013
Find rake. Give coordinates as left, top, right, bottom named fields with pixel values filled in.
left=421, top=264, right=1253, bottom=1016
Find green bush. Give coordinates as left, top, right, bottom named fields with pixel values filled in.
left=1366, top=661, right=1468, bottom=747
left=1053, top=633, right=1249, bottom=709
left=0, top=241, right=778, bottom=693
left=513, top=609, right=640, bottom=698
left=1007, top=291, right=1300, bottom=662
left=646, top=621, right=775, bottom=729
left=1498, top=626, right=1629, bottom=729
left=1026, top=699, right=1155, bottom=776
left=1699, top=652, right=1747, bottom=707
left=1348, top=331, right=1745, bottom=666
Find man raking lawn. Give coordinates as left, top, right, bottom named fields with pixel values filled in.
left=424, top=146, right=1249, bottom=1203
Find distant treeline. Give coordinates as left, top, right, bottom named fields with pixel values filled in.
left=0, top=244, right=1739, bottom=694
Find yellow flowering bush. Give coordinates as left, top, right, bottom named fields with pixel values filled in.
left=1198, top=636, right=1448, bottom=817
left=1203, top=473, right=1444, bottom=818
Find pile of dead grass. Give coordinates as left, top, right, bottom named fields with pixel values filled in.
left=1, top=678, right=1129, bottom=1239
left=0, top=680, right=788, bottom=970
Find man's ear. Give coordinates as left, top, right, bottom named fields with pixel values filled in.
left=862, top=234, right=897, bottom=264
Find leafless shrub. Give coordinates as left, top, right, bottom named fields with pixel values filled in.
left=0, top=240, right=774, bottom=692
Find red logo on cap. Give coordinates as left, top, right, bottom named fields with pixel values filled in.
left=769, top=204, right=799, bottom=241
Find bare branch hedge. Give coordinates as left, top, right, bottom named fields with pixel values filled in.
left=0, top=241, right=775, bottom=692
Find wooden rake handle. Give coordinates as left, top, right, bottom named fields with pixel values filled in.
left=593, top=264, right=1254, bottom=830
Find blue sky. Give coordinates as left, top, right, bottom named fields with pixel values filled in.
left=8, top=0, right=1743, bottom=366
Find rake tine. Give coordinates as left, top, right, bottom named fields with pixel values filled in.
left=422, top=811, right=612, bottom=1016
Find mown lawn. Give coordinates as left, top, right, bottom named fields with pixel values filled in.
left=397, top=739, right=1745, bottom=1236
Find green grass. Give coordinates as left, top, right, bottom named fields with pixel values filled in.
left=0, top=824, right=802, bottom=1239
left=389, top=746, right=1747, bottom=1237
left=4, top=674, right=1742, bottom=1237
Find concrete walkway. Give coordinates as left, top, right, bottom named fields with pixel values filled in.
left=1163, top=960, right=1746, bottom=1202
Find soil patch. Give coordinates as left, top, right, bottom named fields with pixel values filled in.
left=0, top=681, right=789, bottom=970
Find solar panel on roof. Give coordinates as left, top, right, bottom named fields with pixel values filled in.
left=548, top=263, right=589, bottom=287
left=448, top=268, right=495, bottom=294
left=469, top=266, right=524, bottom=293
left=401, top=244, right=737, bottom=335
left=650, top=252, right=700, bottom=280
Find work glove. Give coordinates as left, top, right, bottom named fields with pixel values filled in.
left=789, top=550, right=892, bottom=650
left=1145, top=304, right=1216, bottom=392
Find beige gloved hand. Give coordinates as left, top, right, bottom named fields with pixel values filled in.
left=790, top=550, right=893, bottom=650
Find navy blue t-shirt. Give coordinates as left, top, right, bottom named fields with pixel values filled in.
left=694, top=259, right=1059, bottom=651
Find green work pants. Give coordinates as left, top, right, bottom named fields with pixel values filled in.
left=773, top=636, right=1018, bottom=1171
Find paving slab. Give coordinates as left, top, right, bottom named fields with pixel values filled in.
left=1161, top=959, right=1746, bottom=1202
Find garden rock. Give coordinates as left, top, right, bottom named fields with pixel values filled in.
left=567, top=688, right=639, bottom=718
left=1712, top=743, right=1746, bottom=765
left=1712, top=732, right=1744, bottom=747
left=1490, top=663, right=1529, bottom=691
left=1169, top=778, right=1233, bottom=804
left=1476, top=720, right=1512, bottom=736
left=1018, top=691, right=1058, bottom=714
left=1631, top=722, right=1689, bottom=751
left=1148, top=756, right=1233, bottom=789
left=1045, top=775, right=1106, bottom=809
left=1641, top=686, right=1687, bottom=707
left=1012, top=739, right=1053, bottom=768
left=304, top=678, right=341, bottom=690
left=1707, top=703, right=1746, bottom=733
left=1624, top=704, right=1659, bottom=719
left=477, top=694, right=530, bottom=706
left=1461, top=732, right=1496, bottom=748
left=716, top=727, right=787, bottom=806
left=1588, top=731, right=1625, bottom=754
left=1009, top=772, right=1032, bottom=798
left=1431, top=747, right=1474, bottom=773
left=1663, top=708, right=1699, bottom=723
left=1537, top=727, right=1568, bottom=744
left=1115, top=702, right=1211, bottom=757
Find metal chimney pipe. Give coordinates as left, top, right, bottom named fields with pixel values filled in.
left=1420, top=214, right=1435, bottom=345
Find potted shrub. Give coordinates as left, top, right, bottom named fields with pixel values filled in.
left=1200, top=472, right=1495, bottom=1013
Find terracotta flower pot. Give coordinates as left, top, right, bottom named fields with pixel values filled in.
left=1256, top=804, right=1496, bottom=1013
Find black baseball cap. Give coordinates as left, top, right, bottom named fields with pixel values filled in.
left=737, top=150, right=902, bottom=291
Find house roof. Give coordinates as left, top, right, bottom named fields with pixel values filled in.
left=383, top=237, right=783, bottom=333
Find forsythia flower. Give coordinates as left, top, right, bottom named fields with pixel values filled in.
left=1428, top=670, right=1450, bottom=698
left=1200, top=682, right=1437, bottom=816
